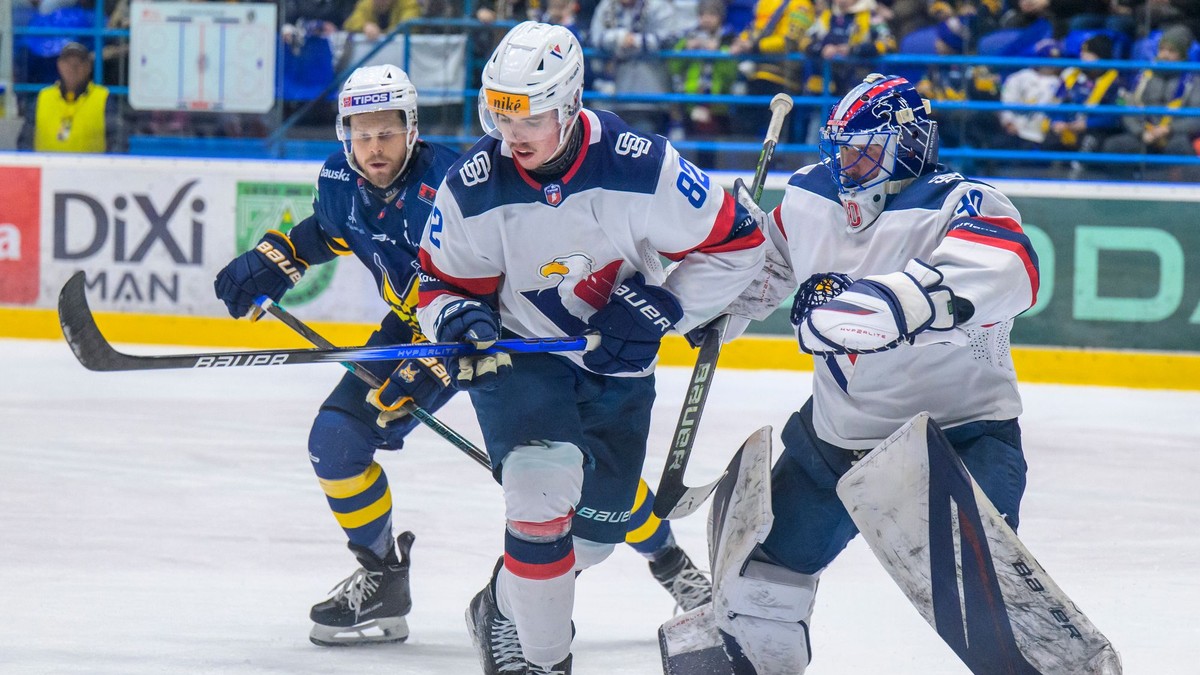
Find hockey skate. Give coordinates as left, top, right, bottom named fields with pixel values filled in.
left=527, top=653, right=573, bottom=674
left=466, top=558, right=527, bottom=674
left=649, top=544, right=712, bottom=613
left=309, top=531, right=414, bottom=647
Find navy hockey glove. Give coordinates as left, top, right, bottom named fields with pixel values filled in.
left=796, top=260, right=957, bottom=355
left=583, top=272, right=684, bottom=374
left=434, top=299, right=511, bottom=391
left=366, top=354, right=453, bottom=427
left=214, top=230, right=308, bottom=319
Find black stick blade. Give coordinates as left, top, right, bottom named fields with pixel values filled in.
left=58, top=271, right=126, bottom=372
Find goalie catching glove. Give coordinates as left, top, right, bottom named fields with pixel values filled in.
left=583, top=272, right=683, bottom=374
left=795, top=259, right=958, bottom=355
left=366, top=355, right=453, bottom=427
left=214, top=230, right=308, bottom=319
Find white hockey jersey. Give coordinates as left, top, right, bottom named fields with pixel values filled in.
left=750, top=163, right=1039, bottom=448
left=416, top=108, right=766, bottom=374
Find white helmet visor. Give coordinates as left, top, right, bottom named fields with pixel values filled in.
left=479, top=88, right=571, bottom=145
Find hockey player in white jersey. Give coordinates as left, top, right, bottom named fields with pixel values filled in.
left=416, top=21, right=767, bottom=674
left=696, top=73, right=1043, bottom=673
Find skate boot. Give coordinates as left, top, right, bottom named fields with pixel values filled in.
left=466, top=557, right=527, bottom=674
left=309, top=531, right=414, bottom=646
left=527, top=653, right=573, bottom=674
left=649, top=543, right=712, bottom=613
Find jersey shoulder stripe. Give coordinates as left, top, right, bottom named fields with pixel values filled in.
left=445, top=109, right=668, bottom=219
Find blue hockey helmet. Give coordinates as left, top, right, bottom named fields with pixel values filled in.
left=820, top=74, right=939, bottom=195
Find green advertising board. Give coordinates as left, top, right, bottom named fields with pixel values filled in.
left=235, top=181, right=337, bottom=306
left=1009, top=195, right=1200, bottom=351
left=722, top=178, right=1200, bottom=353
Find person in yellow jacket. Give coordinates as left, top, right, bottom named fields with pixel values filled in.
left=728, top=0, right=814, bottom=142
left=342, top=0, right=421, bottom=40
left=24, top=42, right=115, bottom=153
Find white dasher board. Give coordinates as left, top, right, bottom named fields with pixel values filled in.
left=129, top=1, right=277, bottom=113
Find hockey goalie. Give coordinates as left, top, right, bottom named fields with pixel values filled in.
left=659, top=73, right=1121, bottom=674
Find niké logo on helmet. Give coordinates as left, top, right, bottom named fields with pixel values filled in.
left=485, top=90, right=529, bottom=116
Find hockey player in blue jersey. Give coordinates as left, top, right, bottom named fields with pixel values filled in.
left=662, top=74, right=1050, bottom=674
left=214, top=64, right=460, bottom=646
left=213, top=63, right=709, bottom=649
left=416, top=21, right=768, bottom=674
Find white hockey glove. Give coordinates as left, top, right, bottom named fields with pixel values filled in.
left=797, top=259, right=958, bottom=355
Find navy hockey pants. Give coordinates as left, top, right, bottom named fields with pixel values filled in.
left=468, top=351, right=657, bottom=545
left=760, top=399, right=1028, bottom=575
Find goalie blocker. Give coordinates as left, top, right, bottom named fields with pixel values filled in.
left=661, top=414, right=1121, bottom=674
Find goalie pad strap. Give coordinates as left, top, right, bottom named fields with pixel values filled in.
left=721, top=559, right=817, bottom=623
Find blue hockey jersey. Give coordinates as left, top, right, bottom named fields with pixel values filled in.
left=288, top=141, right=460, bottom=331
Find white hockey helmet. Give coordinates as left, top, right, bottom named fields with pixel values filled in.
left=336, top=64, right=420, bottom=182
left=478, top=21, right=585, bottom=147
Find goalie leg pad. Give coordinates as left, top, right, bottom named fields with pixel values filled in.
left=660, top=427, right=774, bottom=674
left=837, top=413, right=1121, bottom=675
left=716, top=560, right=817, bottom=675
left=708, top=428, right=815, bottom=674
left=705, top=424, right=815, bottom=674
left=658, top=565, right=817, bottom=675
left=708, top=427, right=774, bottom=587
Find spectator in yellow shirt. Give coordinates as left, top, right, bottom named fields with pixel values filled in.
left=20, top=42, right=118, bottom=153
left=342, top=0, right=421, bottom=40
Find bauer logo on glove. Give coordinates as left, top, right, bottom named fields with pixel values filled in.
left=614, top=282, right=675, bottom=332
left=255, top=237, right=305, bottom=285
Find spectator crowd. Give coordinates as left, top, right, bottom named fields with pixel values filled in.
left=6, top=0, right=1200, bottom=180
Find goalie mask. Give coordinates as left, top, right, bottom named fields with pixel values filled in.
left=478, top=21, right=584, bottom=152
left=336, top=64, right=420, bottom=184
left=820, top=74, right=939, bottom=228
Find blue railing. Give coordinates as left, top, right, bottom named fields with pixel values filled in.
left=9, top=12, right=1200, bottom=174
left=10, top=3, right=129, bottom=95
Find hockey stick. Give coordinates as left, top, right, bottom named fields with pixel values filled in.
left=57, top=271, right=597, bottom=373
left=652, top=93, right=793, bottom=520
left=255, top=298, right=491, bottom=471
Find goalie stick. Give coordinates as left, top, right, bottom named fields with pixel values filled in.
left=652, top=93, right=793, bottom=520
left=255, top=298, right=491, bottom=471
left=57, top=272, right=597, bottom=373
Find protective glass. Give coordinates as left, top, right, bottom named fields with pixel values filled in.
left=479, top=89, right=575, bottom=143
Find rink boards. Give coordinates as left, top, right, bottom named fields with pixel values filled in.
left=1, top=153, right=1198, bottom=390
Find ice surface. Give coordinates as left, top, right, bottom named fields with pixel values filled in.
left=2, top=339, right=1195, bottom=674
